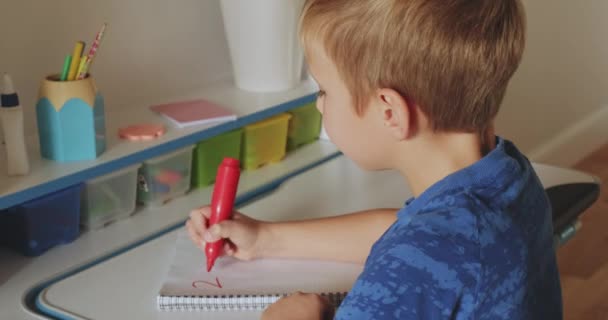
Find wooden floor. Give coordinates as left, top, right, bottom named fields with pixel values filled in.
left=558, top=144, right=608, bottom=320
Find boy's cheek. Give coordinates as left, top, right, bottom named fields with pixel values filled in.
left=319, top=122, right=332, bottom=142
left=315, top=97, right=324, bottom=114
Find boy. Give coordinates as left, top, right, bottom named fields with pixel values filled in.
left=187, top=0, right=563, bottom=319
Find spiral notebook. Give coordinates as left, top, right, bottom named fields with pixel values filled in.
left=157, top=231, right=363, bottom=311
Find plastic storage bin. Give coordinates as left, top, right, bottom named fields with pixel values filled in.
left=137, top=146, right=194, bottom=207
left=0, top=183, right=83, bottom=256
left=81, top=164, right=141, bottom=229
left=241, top=113, right=291, bottom=170
left=191, top=129, right=243, bottom=189
left=286, top=102, right=322, bottom=151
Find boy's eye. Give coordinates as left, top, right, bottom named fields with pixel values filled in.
left=316, top=90, right=326, bottom=98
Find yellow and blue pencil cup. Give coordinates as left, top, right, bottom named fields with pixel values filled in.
left=36, top=74, right=106, bottom=162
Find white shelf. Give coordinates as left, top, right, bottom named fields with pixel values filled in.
left=0, top=78, right=319, bottom=209
left=0, top=140, right=339, bottom=320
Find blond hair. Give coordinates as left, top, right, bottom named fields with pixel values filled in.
left=300, top=0, right=526, bottom=133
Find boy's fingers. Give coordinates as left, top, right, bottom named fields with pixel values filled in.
left=189, top=208, right=210, bottom=232
left=186, top=220, right=200, bottom=239
left=216, top=220, right=240, bottom=238
left=224, top=242, right=235, bottom=256
left=187, top=219, right=210, bottom=251
left=196, top=206, right=212, bottom=219
left=204, top=220, right=239, bottom=242
left=203, top=224, right=221, bottom=242
left=188, top=210, right=202, bottom=228
left=185, top=219, right=195, bottom=237
left=186, top=221, right=203, bottom=249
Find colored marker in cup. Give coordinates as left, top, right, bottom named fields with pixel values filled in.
left=60, top=55, right=72, bottom=81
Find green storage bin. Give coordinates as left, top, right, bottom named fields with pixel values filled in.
left=191, top=129, right=243, bottom=188
left=242, top=113, right=291, bottom=170
left=287, top=102, right=322, bottom=151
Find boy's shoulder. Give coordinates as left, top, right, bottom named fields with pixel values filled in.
left=338, top=139, right=561, bottom=319
left=397, top=137, right=550, bottom=231
left=344, top=192, right=552, bottom=319
left=340, top=205, right=483, bottom=319
left=366, top=137, right=545, bottom=285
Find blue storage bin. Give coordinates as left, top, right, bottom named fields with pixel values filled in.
left=0, top=183, right=83, bottom=256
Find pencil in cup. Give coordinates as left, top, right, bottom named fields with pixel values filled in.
left=77, top=23, right=107, bottom=80
left=75, top=57, right=89, bottom=79
left=67, top=41, right=85, bottom=81
left=59, top=55, right=72, bottom=81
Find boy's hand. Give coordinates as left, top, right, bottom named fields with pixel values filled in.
left=186, top=206, right=266, bottom=261
left=262, top=292, right=335, bottom=320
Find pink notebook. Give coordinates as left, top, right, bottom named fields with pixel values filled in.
left=150, top=99, right=237, bottom=128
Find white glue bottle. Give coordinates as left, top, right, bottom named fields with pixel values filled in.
left=1, top=73, right=29, bottom=175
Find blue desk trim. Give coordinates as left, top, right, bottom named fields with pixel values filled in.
left=1, top=93, right=317, bottom=210
left=29, top=151, right=342, bottom=319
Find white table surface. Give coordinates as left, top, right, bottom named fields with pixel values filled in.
left=0, top=141, right=338, bottom=320
left=34, top=157, right=598, bottom=320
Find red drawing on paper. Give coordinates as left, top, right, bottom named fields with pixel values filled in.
left=192, top=277, right=223, bottom=289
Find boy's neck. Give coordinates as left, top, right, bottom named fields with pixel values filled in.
left=393, top=132, right=492, bottom=197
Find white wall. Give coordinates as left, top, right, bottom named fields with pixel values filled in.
left=0, top=0, right=231, bottom=136
left=1, top=0, right=606, bottom=167
left=498, top=0, right=608, bottom=165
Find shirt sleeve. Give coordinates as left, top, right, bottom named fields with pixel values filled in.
left=335, top=209, right=481, bottom=320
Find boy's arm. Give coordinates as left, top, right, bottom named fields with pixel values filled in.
left=258, top=208, right=398, bottom=264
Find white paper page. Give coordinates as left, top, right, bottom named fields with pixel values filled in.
left=159, top=231, right=363, bottom=297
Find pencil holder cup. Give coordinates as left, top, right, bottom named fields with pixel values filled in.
left=36, top=74, right=106, bottom=162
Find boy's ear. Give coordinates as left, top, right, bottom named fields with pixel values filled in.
left=374, top=88, right=416, bottom=140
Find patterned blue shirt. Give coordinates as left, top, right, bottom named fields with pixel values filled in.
left=336, top=137, right=562, bottom=319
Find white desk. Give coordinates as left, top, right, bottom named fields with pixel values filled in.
left=33, top=156, right=599, bottom=320
left=0, top=141, right=338, bottom=320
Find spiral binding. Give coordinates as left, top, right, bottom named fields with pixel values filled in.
left=157, top=292, right=348, bottom=311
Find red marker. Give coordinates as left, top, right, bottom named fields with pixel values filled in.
left=205, top=157, right=241, bottom=272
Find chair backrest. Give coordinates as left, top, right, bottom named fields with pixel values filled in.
left=546, top=182, right=600, bottom=246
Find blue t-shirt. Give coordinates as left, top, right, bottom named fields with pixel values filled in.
left=335, top=137, right=562, bottom=319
